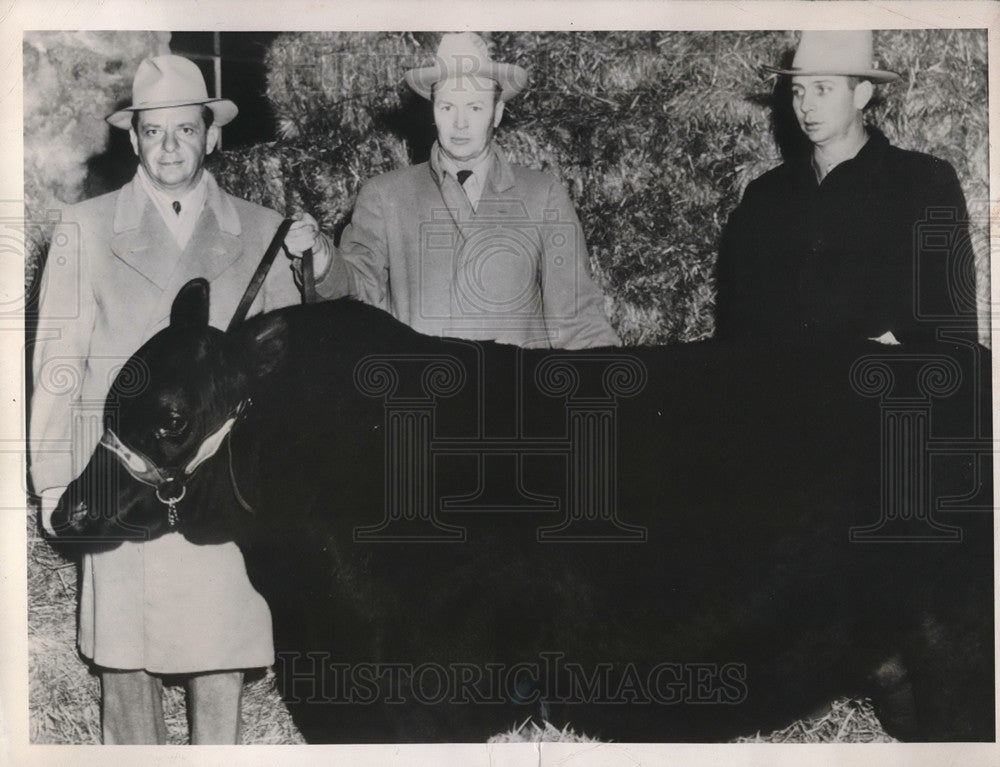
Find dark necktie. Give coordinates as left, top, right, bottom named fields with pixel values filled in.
left=172, top=201, right=181, bottom=215
left=456, top=170, right=473, bottom=186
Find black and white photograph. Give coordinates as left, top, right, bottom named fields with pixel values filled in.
left=2, top=2, right=997, bottom=765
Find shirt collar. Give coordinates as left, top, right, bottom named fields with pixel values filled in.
left=808, top=128, right=889, bottom=185
left=136, top=165, right=208, bottom=215
left=135, top=166, right=210, bottom=249
left=429, top=141, right=518, bottom=196
left=434, top=143, right=495, bottom=185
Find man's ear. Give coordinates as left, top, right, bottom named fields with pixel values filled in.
left=493, top=100, right=505, bottom=128
left=129, top=128, right=140, bottom=157
left=853, top=80, right=874, bottom=111
left=232, top=312, right=289, bottom=379
left=205, top=124, right=221, bottom=156
left=171, top=278, right=210, bottom=330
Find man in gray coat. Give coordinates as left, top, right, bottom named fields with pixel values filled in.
left=295, top=32, right=619, bottom=349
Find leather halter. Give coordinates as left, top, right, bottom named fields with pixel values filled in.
left=99, top=400, right=250, bottom=528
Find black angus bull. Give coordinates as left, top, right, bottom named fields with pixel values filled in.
left=51, top=279, right=993, bottom=743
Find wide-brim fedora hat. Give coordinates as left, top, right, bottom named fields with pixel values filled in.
left=405, top=32, right=528, bottom=102
left=107, top=54, right=238, bottom=129
left=764, top=30, right=900, bottom=83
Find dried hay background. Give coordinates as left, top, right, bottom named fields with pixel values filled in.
left=22, top=31, right=170, bottom=290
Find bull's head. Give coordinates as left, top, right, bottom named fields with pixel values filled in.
left=50, top=278, right=286, bottom=549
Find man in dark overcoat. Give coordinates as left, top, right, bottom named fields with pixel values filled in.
left=716, top=30, right=978, bottom=345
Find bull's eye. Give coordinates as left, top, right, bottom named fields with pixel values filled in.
left=156, top=415, right=188, bottom=440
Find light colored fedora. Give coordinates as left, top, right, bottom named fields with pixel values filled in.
left=405, top=32, right=528, bottom=101
left=765, top=30, right=900, bottom=83
left=107, top=54, right=238, bottom=129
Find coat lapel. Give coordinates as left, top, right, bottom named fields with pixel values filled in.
left=432, top=148, right=522, bottom=244
left=110, top=179, right=181, bottom=290
left=421, top=147, right=528, bottom=327
left=147, top=174, right=246, bottom=329
left=429, top=147, right=473, bottom=244
left=472, top=152, right=521, bottom=224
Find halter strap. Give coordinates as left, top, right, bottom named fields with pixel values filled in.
left=99, top=400, right=250, bottom=489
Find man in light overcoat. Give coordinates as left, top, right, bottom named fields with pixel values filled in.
left=30, top=54, right=319, bottom=744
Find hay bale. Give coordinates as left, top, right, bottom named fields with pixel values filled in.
left=210, top=130, right=411, bottom=236
left=488, top=718, right=601, bottom=743
left=733, top=697, right=895, bottom=743
left=265, top=32, right=433, bottom=140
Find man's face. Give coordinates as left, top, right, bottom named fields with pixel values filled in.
left=433, top=75, right=504, bottom=164
left=790, top=75, right=866, bottom=148
left=129, top=104, right=219, bottom=194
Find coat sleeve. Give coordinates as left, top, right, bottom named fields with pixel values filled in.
left=313, top=180, right=391, bottom=310
left=906, top=159, right=979, bottom=344
left=29, top=217, right=97, bottom=505
left=539, top=180, right=620, bottom=349
left=255, top=207, right=308, bottom=313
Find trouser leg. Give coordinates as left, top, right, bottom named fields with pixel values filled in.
left=187, top=670, right=245, bottom=744
left=100, top=669, right=166, bottom=744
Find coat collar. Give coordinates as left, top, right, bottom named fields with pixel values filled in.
left=428, top=142, right=520, bottom=242
left=429, top=141, right=517, bottom=195
left=800, top=127, right=891, bottom=188
left=113, top=170, right=241, bottom=237
left=485, top=146, right=516, bottom=194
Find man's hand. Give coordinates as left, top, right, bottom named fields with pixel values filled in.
left=284, top=212, right=331, bottom=275
left=39, top=488, right=64, bottom=537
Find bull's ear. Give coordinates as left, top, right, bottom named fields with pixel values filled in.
left=171, top=279, right=210, bottom=330
left=233, top=312, right=289, bottom=378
